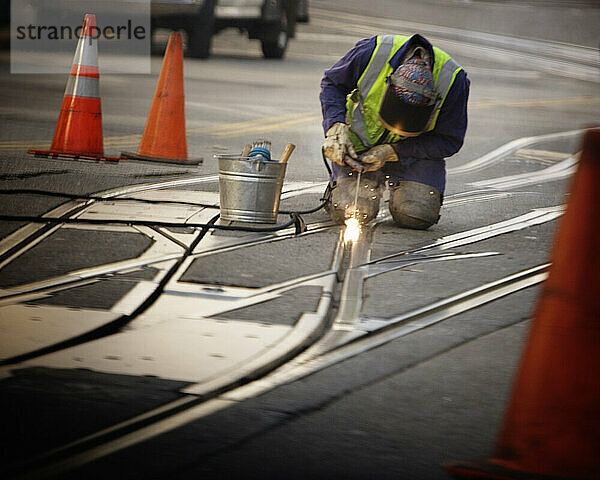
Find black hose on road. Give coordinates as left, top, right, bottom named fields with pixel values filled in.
left=0, top=189, right=330, bottom=234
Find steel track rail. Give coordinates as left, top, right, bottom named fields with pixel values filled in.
left=0, top=190, right=561, bottom=363
left=2, top=134, right=574, bottom=477
left=3, top=232, right=347, bottom=480
left=0, top=218, right=336, bottom=305
left=0, top=188, right=506, bottom=306
left=5, top=194, right=560, bottom=477
left=5, top=261, right=549, bottom=480
left=0, top=175, right=222, bottom=266
left=230, top=264, right=550, bottom=397
left=0, top=178, right=328, bottom=289
left=0, top=176, right=333, bottom=302
left=0, top=215, right=219, bottom=367
left=3, top=218, right=556, bottom=476
left=0, top=180, right=335, bottom=364
left=0, top=130, right=565, bottom=307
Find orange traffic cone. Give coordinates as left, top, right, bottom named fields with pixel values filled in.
left=29, top=14, right=120, bottom=162
left=444, top=128, right=600, bottom=479
left=122, top=32, right=201, bottom=165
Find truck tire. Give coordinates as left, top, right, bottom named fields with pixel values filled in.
left=261, top=14, right=288, bottom=59
left=188, top=25, right=212, bottom=58
left=296, top=0, right=309, bottom=23
left=187, top=0, right=215, bottom=59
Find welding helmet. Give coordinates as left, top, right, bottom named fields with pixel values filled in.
left=379, top=58, right=439, bottom=137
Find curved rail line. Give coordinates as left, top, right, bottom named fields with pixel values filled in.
left=5, top=261, right=551, bottom=480
left=3, top=193, right=560, bottom=478
left=0, top=179, right=333, bottom=365
left=1, top=130, right=575, bottom=478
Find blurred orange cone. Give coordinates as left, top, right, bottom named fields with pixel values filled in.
left=123, top=32, right=201, bottom=165
left=444, top=128, right=600, bottom=479
left=29, top=14, right=120, bottom=162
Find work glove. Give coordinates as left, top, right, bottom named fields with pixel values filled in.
left=358, top=144, right=399, bottom=172
left=343, top=155, right=366, bottom=172
left=323, top=122, right=358, bottom=167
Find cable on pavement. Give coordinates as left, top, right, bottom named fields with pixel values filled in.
left=0, top=189, right=328, bottom=221
left=0, top=212, right=311, bottom=235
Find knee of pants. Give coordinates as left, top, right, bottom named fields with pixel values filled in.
left=326, top=173, right=382, bottom=224
left=389, top=181, right=442, bottom=230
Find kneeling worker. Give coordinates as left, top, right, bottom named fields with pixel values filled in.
left=321, top=34, right=470, bottom=229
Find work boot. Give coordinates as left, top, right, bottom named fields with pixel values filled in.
left=389, top=181, right=442, bottom=229
left=325, top=172, right=382, bottom=224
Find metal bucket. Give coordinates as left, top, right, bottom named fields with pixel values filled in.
left=217, top=155, right=287, bottom=223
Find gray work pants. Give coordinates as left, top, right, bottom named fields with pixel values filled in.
left=326, top=176, right=442, bottom=230
left=389, top=181, right=442, bottom=229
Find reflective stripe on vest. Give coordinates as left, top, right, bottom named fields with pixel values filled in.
left=347, top=35, right=400, bottom=149
left=347, top=35, right=462, bottom=151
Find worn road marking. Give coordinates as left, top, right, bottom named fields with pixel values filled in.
left=449, top=129, right=583, bottom=174
left=2, top=98, right=595, bottom=150
left=469, top=96, right=600, bottom=109
left=514, top=148, right=573, bottom=163
left=469, top=155, right=577, bottom=189
left=0, top=112, right=320, bottom=150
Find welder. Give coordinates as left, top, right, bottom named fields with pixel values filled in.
left=321, top=34, right=470, bottom=229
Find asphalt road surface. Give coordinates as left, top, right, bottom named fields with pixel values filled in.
left=0, top=1, right=598, bottom=479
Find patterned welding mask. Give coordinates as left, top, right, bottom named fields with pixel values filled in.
left=379, top=57, right=439, bottom=136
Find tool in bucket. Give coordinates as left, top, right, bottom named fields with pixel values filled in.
left=217, top=141, right=295, bottom=224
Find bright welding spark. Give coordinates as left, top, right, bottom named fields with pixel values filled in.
left=344, top=216, right=361, bottom=243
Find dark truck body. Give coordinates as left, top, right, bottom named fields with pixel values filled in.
left=151, top=0, right=308, bottom=58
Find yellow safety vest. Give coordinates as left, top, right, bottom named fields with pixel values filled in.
left=346, top=35, right=463, bottom=152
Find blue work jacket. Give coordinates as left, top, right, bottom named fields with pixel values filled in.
left=320, top=34, right=470, bottom=192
